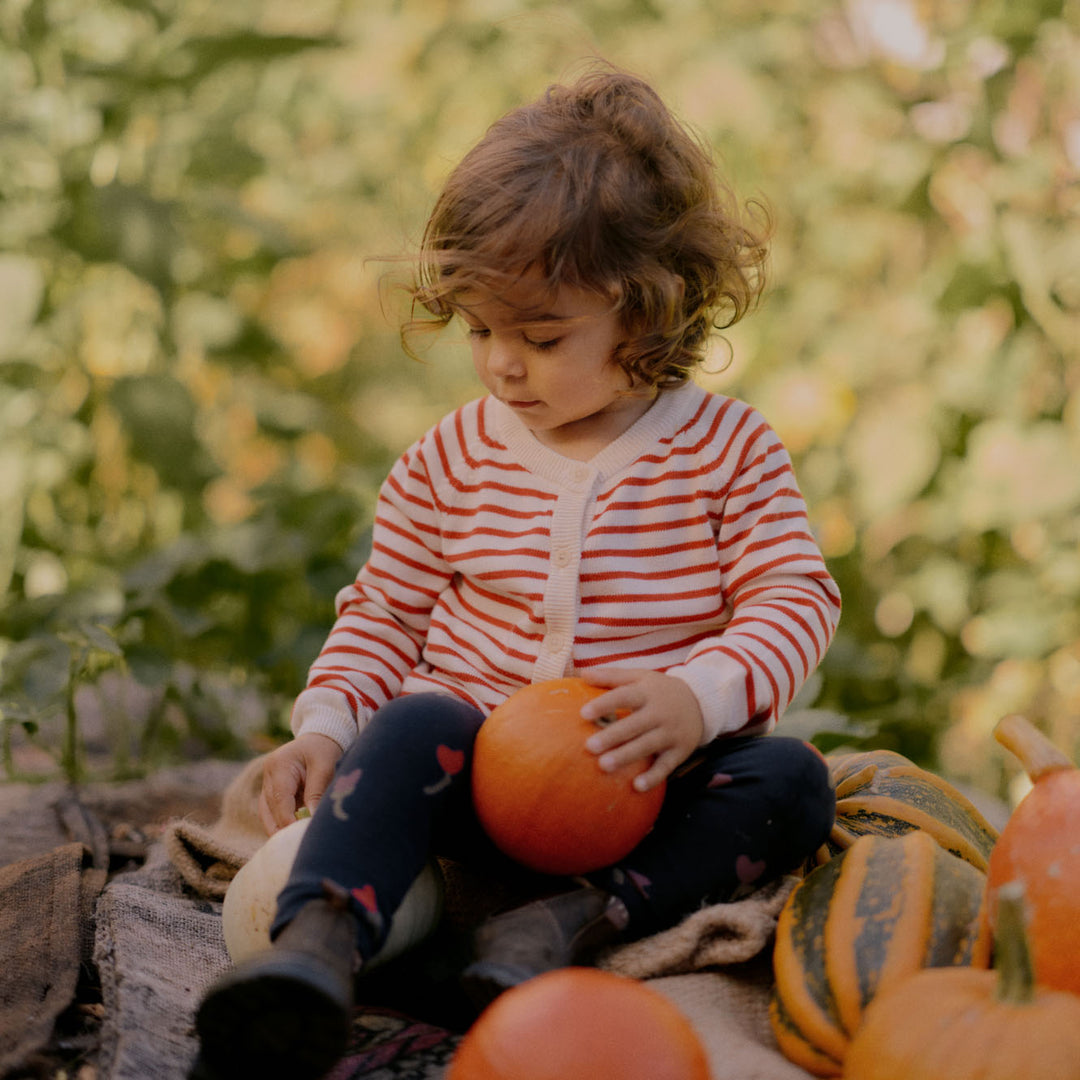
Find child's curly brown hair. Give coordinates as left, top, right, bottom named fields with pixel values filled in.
left=406, top=65, right=770, bottom=388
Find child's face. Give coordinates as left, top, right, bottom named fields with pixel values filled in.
left=456, top=274, right=654, bottom=456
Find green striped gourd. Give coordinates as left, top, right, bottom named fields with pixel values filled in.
left=770, top=830, right=989, bottom=1077
left=819, top=749, right=999, bottom=872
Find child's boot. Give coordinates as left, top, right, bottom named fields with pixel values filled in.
left=192, top=880, right=360, bottom=1080
left=460, top=885, right=629, bottom=1011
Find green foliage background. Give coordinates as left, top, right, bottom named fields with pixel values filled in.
left=1, top=0, right=1078, bottom=795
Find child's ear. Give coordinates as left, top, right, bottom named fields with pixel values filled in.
left=609, top=342, right=641, bottom=390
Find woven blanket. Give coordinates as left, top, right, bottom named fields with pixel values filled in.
left=92, top=755, right=813, bottom=1079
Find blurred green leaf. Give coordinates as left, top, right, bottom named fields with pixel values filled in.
left=1, top=0, right=1077, bottom=792
left=109, top=374, right=215, bottom=489
left=776, top=707, right=879, bottom=749
left=0, top=636, right=71, bottom=705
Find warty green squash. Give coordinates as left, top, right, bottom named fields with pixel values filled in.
left=770, top=830, right=989, bottom=1077
left=817, top=749, right=999, bottom=872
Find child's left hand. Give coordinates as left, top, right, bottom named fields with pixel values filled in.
left=579, top=668, right=704, bottom=793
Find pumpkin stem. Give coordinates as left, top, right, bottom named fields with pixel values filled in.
left=993, top=714, right=1073, bottom=783
left=993, top=881, right=1036, bottom=1006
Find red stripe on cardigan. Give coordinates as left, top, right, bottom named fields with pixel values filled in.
left=425, top=619, right=531, bottom=684
left=453, top=406, right=532, bottom=473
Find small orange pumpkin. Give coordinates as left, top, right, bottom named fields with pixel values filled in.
left=471, top=678, right=665, bottom=875
left=446, top=967, right=710, bottom=1080
left=987, top=713, right=1080, bottom=994
left=844, top=882, right=1080, bottom=1080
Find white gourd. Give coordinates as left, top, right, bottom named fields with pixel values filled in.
left=221, top=816, right=444, bottom=970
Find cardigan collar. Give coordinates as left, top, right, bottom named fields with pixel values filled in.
left=488, top=380, right=708, bottom=488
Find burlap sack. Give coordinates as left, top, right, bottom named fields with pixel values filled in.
left=599, top=879, right=813, bottom=1080
left=94, top=845, right=230, bottom=1080
left=651, top=964, right=816, bottom=1080
left=0, top=842, right=106, bottom=1075
left=601, top=875, right=798, bottom=978
left=160, top=753, right=269, bottom=897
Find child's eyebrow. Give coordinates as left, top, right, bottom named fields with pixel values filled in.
left=509, top=313, right=577, bottom=331
left=455, top=308, right=575, bottom=327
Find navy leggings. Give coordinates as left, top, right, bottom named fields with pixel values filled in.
left=273, top=693, right=834, bottom=962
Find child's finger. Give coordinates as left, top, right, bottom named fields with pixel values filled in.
left=594, top=723, right=666, bottom=770
left=300, top=756, right=336, bottom=815
left=583, top=706, right=650, bottom=753
left=259, top=769, right=298, bottom=833
left=632, top=748, right=683, bottom=792
left=256, top=795, right=279, bottom=837
left=579, top=666, right=635, bottom=684
left=580, top=681, right=646, bottom=723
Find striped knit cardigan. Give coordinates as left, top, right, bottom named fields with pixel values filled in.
left=292, top=380, right=841, bottom=751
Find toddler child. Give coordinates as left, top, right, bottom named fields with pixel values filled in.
left=194, top=65, right=841, bottom=1080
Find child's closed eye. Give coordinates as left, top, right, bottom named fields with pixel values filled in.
left=523, top=335, right=562, bottom=351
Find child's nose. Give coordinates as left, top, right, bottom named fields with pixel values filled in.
left=486, top=338, right=525, bottom=379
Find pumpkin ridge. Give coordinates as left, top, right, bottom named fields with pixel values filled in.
left=773, top=856, right=849, bottom=1064
left=856, top=766, right=998, bottom=847
left=918, top=981, right=989, bottom=1078
left=840, top=772, right=997, bottom=841
left=923, top=852, right=987, bottom=966
left=886, top=769, right=994, bottom=835
left=875, top=832, right=936, bottom=990
left=841, top=832, right=934, bottom=1018
left=768, top=992, right=842, bottom=1077
left=832, top=762, right=878, bottom=800
left=827, top=750, right=910, bottom=783
left=823, top=827, right=874, bottom=1038
left=837, top=798, right=990, bottom=870
left=828, top=810, right=910, bottom=855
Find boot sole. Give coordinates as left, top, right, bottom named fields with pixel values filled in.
left=195, top=953, right=351, bottom=1080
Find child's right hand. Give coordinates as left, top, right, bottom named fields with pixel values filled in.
left=258, top=732, right=344, bottom=834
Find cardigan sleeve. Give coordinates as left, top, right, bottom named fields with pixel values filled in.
left=289, top=439, right=453, bottom=750
left=667, top=417, right=841, bottom=742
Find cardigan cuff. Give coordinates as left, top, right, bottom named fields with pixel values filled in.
left=667, top=657, right=775, bottom=743
left=290, top=688, right=363, bottom=753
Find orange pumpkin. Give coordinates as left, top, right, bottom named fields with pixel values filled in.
left=844, top=882, right=1080, bottom=1080
left=446, top=967, right=710, bottom=1080
left=987, top=713, right=1080, bottom=994
left=471, top=678, right=665, bottom=875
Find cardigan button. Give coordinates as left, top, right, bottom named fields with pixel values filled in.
left=552, top=547, right=572, bottom=568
